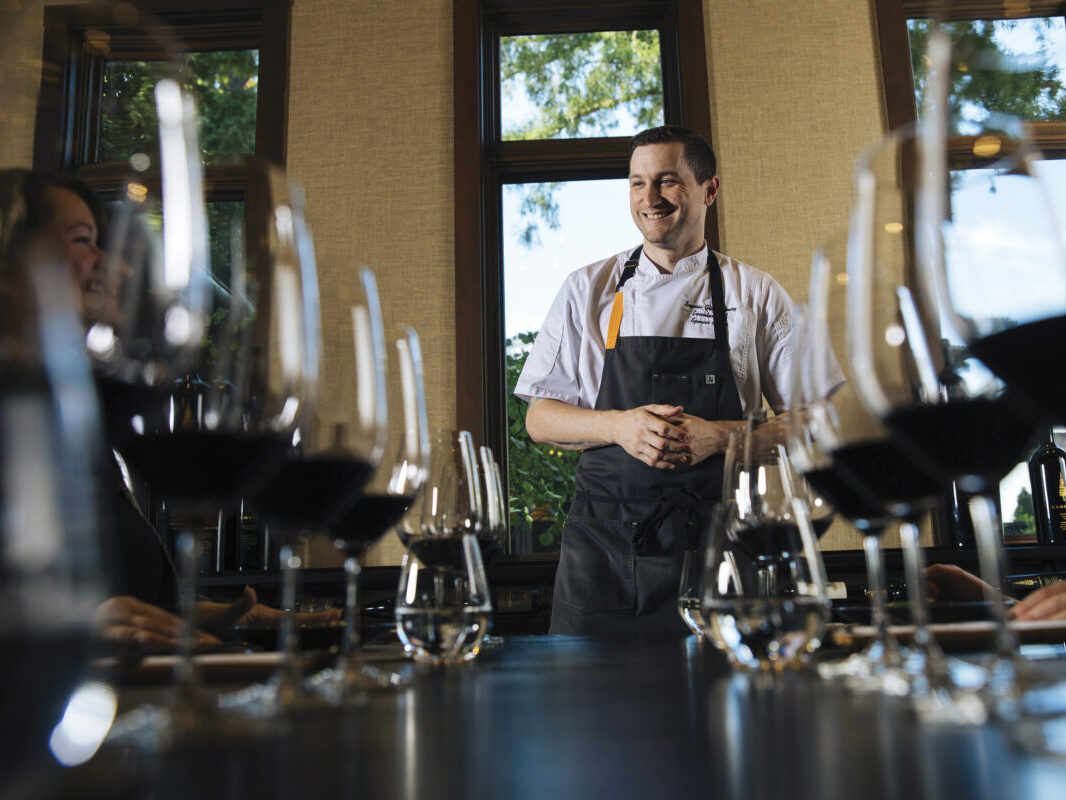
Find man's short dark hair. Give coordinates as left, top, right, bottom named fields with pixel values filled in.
left=629, top=126, right=717, bottom=184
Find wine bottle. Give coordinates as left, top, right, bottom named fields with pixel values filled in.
left=234, top=498, right=265, bottom=572
left=1028, top=430, right=1066, bottom=545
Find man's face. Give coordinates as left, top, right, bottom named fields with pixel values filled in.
left=629, top=142, right=718, bottom=254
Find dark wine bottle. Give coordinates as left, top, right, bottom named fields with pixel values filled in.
left=1028, top=430, right=1066, bottom=545
left=233, top=498, right=265, bottom=573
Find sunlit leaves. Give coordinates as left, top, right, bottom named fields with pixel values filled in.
left=100, top=49, right=258, bottom=162
left=501, top=30, right=663, bottom=140
left=500, top=30, right=663, bottom=248
left=909, top=19, right=1066, bottom=132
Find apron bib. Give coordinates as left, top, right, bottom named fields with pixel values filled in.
left=550, top=246, right=744, bottom=634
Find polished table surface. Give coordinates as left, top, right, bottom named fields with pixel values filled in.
left=65, top=635, right=1066, bottom=799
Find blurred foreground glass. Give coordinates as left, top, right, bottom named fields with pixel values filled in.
left=0, top=231, right=114, bottom=791
left=702, top=426, right=830, bottom=671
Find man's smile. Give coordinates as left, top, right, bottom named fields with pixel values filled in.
left=642, top=208, right=676, bottom=220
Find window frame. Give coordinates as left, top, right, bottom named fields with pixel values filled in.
left=453, top=0, right=715, bottom=555
left=34, top=0, right=291, bottom=201
left=875, top=0, right=1066, bottom=163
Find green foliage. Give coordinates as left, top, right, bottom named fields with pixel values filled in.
left=500, top=31, right=664, bottom=248
left=908, top=19, right=1066, bottom=130
left=505, top=331, right=580, bottom=550
left=100, top=50, right=257, bottom=287
left=501, top=30, right=663, bottom=140
left=1014, top=486, right=1035, bottom=533
left=101, top=49, right=258, bottom=162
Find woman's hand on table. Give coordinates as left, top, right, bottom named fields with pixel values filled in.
left=195, top=585, right=342, bottom=637
left=1007, top=581, right=1066, bottom=622
left=924, top=563, right=993, bottom=604
left=96, top=587, right=343, bottom=653
left=94, top=596, right=220, bottom=653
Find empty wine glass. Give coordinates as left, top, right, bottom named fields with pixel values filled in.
left=0, top=192, right=115, bottom=791
left=702, top=425, right=830, bottom=672
left=475, top=445, right=507, bottom=652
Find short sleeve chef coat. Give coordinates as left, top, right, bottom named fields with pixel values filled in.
left=514, top=245, right=797, bottom=415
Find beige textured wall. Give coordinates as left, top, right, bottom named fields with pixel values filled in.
left=287, top=0, right=454, bottom=567
left=703, top=0, right=885, bottom=299
left=0, top=0, right=52, bottom=168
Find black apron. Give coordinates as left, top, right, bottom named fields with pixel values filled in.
left=550, top=246, right=744, bottom=634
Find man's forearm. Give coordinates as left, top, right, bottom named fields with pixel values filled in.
left=525, top=397, right=618, bottom=450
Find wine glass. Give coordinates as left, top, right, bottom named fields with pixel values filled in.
left=238, top=262, right=388, bottom=713
left=788, top=261, right=920, bottom=696
left=848, top=121, right=1043, bottom=714
left=701, top=424, right=831, bottom=672
left=86, top=75, right=213, bottom=447
left=803, top=234, right=986, bottom=719
left=396, top=430, right=493, bottom=663
left=310, top=324, right=430, bottom=702
left=112, top=161, right=316, bottom=736
left=0, top=201, right=116, bottom=792
left=475, top=445, right=507, bottom=651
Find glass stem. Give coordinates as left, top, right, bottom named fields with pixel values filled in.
left=278, top=542, right=303, bottom=688
left=899, top=518, right=939, bottom=659
left=175, top=528, right=200, bottom=696
left=968, top=494, right=1018, bottom=662
left=863, top=532, right=898, bottom=664
left=343, top=555, right=361, bottom=659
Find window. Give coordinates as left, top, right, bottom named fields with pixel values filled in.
left=454, top=0, right=714, bottom=554
left=876, top=1, right=1066, bottom=156
left=876, top=1, right=1066, bottom=539
left=34, top=0, right=290, bottom=287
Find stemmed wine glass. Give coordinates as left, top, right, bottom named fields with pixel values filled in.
left=701, top=423, right=831, bottom=671
left=474, top=445, right=507, bottom=652
left=112, top=160, right=316, bottom=738
left=237, top=263, right=387, bottom=713
left=860, top=31, right=1066, bottom=742
left=310, top=324, right=431, bottom=702
left=0, top=209, right=115, bottom=792
left=395, top=430, right=493, bottom=664
left=847, top=120, right=1043, bottom=713
left=788, top=258, right=924, bottom=696
left=802, top=235, right=986, bottom=719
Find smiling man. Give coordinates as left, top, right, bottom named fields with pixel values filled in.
left=514, top=126, right=798, bottom=634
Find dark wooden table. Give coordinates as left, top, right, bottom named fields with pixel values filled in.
left=46, top=635, right=1066, bottom=800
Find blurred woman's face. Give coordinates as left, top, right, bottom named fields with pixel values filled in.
left=42, top=186, right=124, bottom=324
left=44, top=187, right=102, bottom=287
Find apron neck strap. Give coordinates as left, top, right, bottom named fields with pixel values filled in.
left=707, top=251, right=729, bottom=347
left=616, top=245, right=642, bottom=291
left=608, top=246, right=729, bottom=349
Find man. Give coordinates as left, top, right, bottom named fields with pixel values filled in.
left=514, top=126, right=797, bottom=634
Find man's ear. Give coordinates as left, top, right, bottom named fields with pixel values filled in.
left=704, top=176, right=720, bottom=207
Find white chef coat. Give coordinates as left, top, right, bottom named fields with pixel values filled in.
left=514, top=245, right=797, bottom=416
